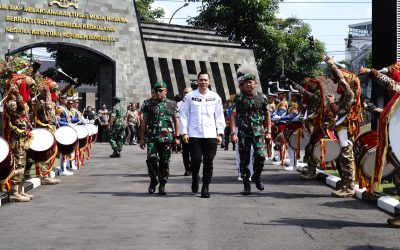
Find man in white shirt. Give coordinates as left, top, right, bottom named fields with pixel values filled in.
left=180, top=71, right=225, bottom=198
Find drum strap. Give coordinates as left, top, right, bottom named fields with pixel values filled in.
left=35, top=143, right=58, bottom=177
left=371, top=93, right=400, bottom=192
left=320, top=139, right=327, bottom=170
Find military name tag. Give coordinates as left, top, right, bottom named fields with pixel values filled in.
left=206, top=97, right=216, bottom=102
left=192, top=97, right=202, bottom=102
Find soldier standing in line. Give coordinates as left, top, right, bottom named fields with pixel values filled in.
left=139, top=81, right=180, bottom=195
left=230, top=73, right=272, bottom=195
left=109, top=97, right=127, bottom=158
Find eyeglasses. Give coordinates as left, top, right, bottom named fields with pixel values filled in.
left=154, top=89, right=165, bottom=93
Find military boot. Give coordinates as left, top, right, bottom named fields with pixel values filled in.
left=9, top=185, right=30, bottom=202
left=19, top=184, right=33, bottom=200
left=148, top=178, right=158, bottom=194
left=200, top=183, right=210, bottom=198
left=331, top=184, right=355, bottom=198
left=387, top=216, right=400, bottom=228
left=41, top=177, right=61, bottom=185
left=241, top=178, right=251, bottom=195
left=158, top=183, right=166, bottom=195
left=109, top=149, right=120, bottom=158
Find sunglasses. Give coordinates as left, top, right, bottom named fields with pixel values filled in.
left=154, top=89, right=165, bottom=93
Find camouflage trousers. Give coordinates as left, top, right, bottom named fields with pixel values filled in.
left=304, top=129, right=320, bottom=176
left=238, top=136, right=265, bottom=181
left=146, top=141, right=171, bottom=184
left=10, top=141, right=27, bottom=185
left=109, top=125, right=126, bottom=151
left=335, top=142, right=355, bottom=188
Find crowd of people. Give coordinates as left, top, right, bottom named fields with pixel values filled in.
left=2, top=55, right=400, bottom=228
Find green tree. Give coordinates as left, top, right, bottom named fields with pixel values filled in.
left=135, top=0, right=165, bottom=22
left=187, top=0, right=325, bottom=86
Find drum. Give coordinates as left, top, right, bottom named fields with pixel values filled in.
left=271, top=122, right=286, bottom=141
left=87, top=124, right=98, bottom=142
left=354, top=131, right=396, bottom=178
left=388, top=103, right=400, bottom=168
left=0, top=137, right=14, bottom=181
left=283, top=121, right=310, bottom=149
left=73, top=125, right=89, bottom=149
left=27, top=128, right=56, bottom=162
left=311, top=128, right=341, bottom=163
left=55, top=126, right=78, bottom=155
left=84, top=124, right=93, bottom=144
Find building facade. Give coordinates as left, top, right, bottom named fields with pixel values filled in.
left=0, top=0, right=257, bottom=110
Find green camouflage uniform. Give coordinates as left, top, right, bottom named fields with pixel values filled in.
left=234, top=92, right=269, bottom=181
left=142, top=98, right=178, bottom=184
left=109, top=103, right=126, bottom=152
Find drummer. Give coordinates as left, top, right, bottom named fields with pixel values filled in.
left=324, top=55, right=359, bottom=198
left=2, top=69, right=35, bottom=202
left=31, top=78, right=62, bottom=185
left=284, top=76, right=325, bottom=180
left=359, top=64, right=400, bottom=227
left=56, top=96, right=75, bottom=176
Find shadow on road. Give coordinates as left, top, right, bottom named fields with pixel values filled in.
left=320, top=200, right=377, bottom=210
left=244, top=218, right=387, bottom=229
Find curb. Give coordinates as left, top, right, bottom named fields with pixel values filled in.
left=297, top=166, right=400, bottom=216
left=0, top=169, right=59, bottom=207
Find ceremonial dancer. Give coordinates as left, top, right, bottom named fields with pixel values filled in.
left=140, top=81, right=180, bottom=195
left=231, top=73, right=271, bottom=195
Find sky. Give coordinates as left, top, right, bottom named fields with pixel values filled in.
left=151, top=0, right=372, bottom=62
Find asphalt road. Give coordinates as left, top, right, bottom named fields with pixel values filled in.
left=0, top=143, right=399, bottom=250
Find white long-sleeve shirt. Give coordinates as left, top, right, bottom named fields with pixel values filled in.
left=180, top=89, right=225, bottom=138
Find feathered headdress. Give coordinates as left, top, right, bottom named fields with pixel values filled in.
left=236, top=60, right=258, bottom=83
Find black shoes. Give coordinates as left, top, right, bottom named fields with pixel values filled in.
left=192, top=176, right=199, bottom=193
left=241, top=179, right=251, bottom=195
left=109, top=149, right=120, bottom=158
left=148, top=179, right=158, bottom=194
left=184, top=170, right=192, bottom=176
left=158, top=183, right=166, bottom=195
left=200, top=183, right=210, bottom=198
left=254, top=179, right=264, bottom=191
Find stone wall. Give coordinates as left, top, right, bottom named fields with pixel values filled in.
left=141, top=22, right=259, bottom=102
left=0, top=0, right=150, bottom=106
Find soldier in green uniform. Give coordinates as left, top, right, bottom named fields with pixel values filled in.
left=139, top=81, right=180, bottom=195
left=109, top=97, right=127, bottom=157
left=230, top=73, right=272, bottom=195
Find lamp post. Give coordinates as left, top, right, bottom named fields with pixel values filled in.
left=5, top=34, right=14, bottom=60
left=169, top=2, right=189, bottom=24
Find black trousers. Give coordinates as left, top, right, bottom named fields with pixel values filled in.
left=181, top=138, right=191, bottom=171
left=189, top=137, right=217, bottom=184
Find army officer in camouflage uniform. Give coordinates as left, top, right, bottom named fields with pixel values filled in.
left=140, top=81, right=180, bottom=195
left=109, top=97, right=127, bottom=158
left=231, top=73, right=272, bottom=195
